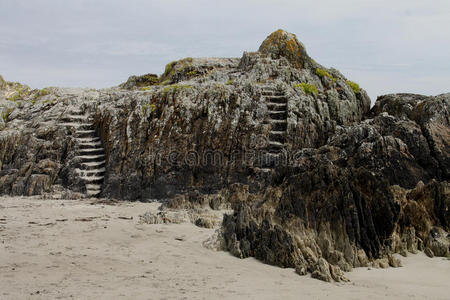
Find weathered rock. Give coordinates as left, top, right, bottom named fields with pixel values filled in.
left=258, top=29, right=313, bottom=70
left=0, top=30, right=448, bottom=282
left=425, top=227, right=450, bottom=257
left=311, top=258, right=332, bottom=282
left=195, top=217, right=214, bottom=229
left=424, top=247, right=435, bottom=258
left=120, top=73, right=159, bottom=89
left=388, top=254, right=402, bottom=267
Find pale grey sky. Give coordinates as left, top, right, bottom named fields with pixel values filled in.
left=1, top=0, right=449, bottom=102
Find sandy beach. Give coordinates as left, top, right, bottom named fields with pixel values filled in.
left=0, top=196, right=448, bottom=300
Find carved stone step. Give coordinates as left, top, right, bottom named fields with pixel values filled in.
left=76, top=154, right=106, bottom=163
left=78, top=141, right=102, bottom=149
left=75, top=130, right=97, bottom=137
left=59, top=122, right=93, bottom=129
left=269, top=131, right=286, bottom=143
left=76, top=137, right=100, bottom=143
left=68, top=109, right=85, bottom=116
left=78, top=148, right=105, bottom=155
left=267, top=103, right=287, bottom=111
left=62, top=115, right=89, bottom=121
left=270, top=121, right=287, bottom=131
left=86, top=189, right=101, bottom=196
left=80, top=161, right=106, bottom=170
left=268, top=111, right=287, bottom=120
left=75, top=168, right=105, bottom=176
left=80, top=176, right=104, bottom=183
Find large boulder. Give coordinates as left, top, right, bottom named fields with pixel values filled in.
left=258, top=29, right=313, bottom=70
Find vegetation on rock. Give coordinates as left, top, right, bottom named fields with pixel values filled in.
left=346, top=80, right=361, bottom=94
left=316, top=68, right=337, bottom=83
left=294, top=82, right=318, bottom=95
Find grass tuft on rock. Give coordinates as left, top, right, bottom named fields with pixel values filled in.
left=294, top=83, right=318, bottom=95
left=316, top=68, right=337, bottom=83
left=346, top=80, right=361, bottom=94
left=163, top=84, right=193, bottom=94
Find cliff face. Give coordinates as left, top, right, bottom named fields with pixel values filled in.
left=0, top=30, right=448, bottom=281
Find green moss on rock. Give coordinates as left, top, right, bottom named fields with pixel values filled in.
left=294, top=83, right=318, bottom=95
left=163, top=84, right=193, bottom=94
left=346, top=80, right=361, bottom=94
left=120, top=74, right=159, bottom=90
left=160, top=57, right=194, bottom=83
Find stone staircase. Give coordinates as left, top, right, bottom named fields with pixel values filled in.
left=259, top=86, right=288, bottom=169
left=59, top=108, right=106, bottom=197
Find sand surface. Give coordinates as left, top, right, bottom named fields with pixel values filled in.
left=0, top=196, right=448, bottom=300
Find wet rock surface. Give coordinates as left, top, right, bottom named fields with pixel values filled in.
left=1, top=30, right=448, bottom=281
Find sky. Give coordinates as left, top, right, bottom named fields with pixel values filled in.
left=1, top=0, right=449, bottom=102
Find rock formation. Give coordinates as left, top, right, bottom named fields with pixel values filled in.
left=0, top=29, right=448, bottom=281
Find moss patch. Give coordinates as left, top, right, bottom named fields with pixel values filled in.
left=226, top=79, right=234, bottom=85
left=316, top=68, right=337, bottom=83
left=187, top=70, right=198, bottom=77
left=160, top=57, right=193, bottom=83
left=294, top=83, right=318, bottom=95
left=163, top=84, right=193, bottom=94
left=142, top=103, right=157, bottom=115
left=346, top=80, right=361, bottom=94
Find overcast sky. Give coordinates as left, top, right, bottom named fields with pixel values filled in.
left=1, top=0, right=449, bottom=102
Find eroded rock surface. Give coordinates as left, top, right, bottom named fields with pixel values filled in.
left=1, top=29, right=448, bottom=281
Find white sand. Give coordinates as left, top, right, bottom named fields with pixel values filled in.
left=0, top=196, right=448, bottom=300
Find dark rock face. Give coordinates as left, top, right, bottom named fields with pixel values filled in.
left=221, top=92, right=449, bottom=278
left=0, top=30, right=448, bottom=281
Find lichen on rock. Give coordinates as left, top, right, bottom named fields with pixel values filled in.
left=258, top=29, right=313, bottom=70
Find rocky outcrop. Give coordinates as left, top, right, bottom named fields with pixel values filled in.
left=0, top=29, right=448, bottom=281
left=258, top=29, right=313, bottom=70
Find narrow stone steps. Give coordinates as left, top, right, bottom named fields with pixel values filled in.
left=62, top=109, right=106, bottom=197
left=261, top=88, right=288, bottom=166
